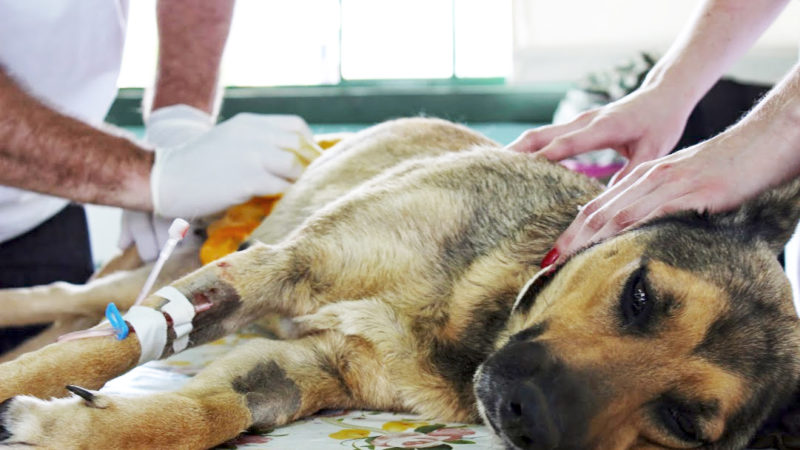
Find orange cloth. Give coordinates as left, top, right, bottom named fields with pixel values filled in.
left=199, top=134, right=346, bottom=265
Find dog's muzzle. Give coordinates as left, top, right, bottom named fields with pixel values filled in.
left=475, top=341, right=600, bottom=450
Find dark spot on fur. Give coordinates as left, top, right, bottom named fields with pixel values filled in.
left=429, top=291, right=514, bottom=413
left=232, top=361, right=302, bottom=430
left=429, top=155, right=595, bottom=292
left=315, top=351, right=353, bottom=400
left=287, top=255, right=312, bottom=286
left=237, top=241, right=253, bottom=252
left=285, top=249, right=332, bottom=296
left=187, top=282, right=242, bottom=344
left=509, top=322, right=548, bottom=343
left=0, top=397, right=12, bottom=441
left=695, top=300, right=787, bottom=379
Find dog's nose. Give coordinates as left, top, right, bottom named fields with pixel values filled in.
left=500, top=380, right=561, bottom=450
left=477, top=341, right=601, bottom=449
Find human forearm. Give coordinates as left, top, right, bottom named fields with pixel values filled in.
left=511, top=0, right=793, bottom=168
left=708, top=62, right=800, bottom=190
left=643, top=0, right=790, bottom=109
left=0, top=69, right=154, bottom=210
left=149, top=0, right=235, bottom=115
left=551, top=63, right=800, bottom=260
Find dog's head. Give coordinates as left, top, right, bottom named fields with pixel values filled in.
left=476, top=180, right=800, bottom=449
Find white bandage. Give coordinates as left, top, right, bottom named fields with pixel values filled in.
left=124, top=306, right=168, bottom=365
left=155, top=286, right=196, bottom=353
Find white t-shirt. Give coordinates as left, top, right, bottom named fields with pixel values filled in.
left=0, top=0, right=129, bottom=243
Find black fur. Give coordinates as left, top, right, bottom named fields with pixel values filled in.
left=232, top=361, right=302, bottom=430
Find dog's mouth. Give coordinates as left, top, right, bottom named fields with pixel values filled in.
left=474, top=368, right=517, bottom=449
left=474, top=364, right=499, bottom=428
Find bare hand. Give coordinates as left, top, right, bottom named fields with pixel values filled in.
left=508, top=87, right=693, bottom=184
left=552, top=126, right=800, bottom=260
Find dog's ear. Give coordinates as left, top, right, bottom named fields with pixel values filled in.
left=709, top=178, right=800, bottom=254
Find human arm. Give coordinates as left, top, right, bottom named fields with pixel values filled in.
left=551, top=62, right=800, bottom=261
left=142, top=0, right=311, bottom=220
left=0, top=66, right=154, bottom=210
left=120, top=0, right=235, bottom=259
left=509, top=0, right=790, bottom=182
left=148, top=0, right=235, bottom=115
left=0, top=0, right=235, bottom=215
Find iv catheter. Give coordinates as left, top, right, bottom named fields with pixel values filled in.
left=57, top=218, right=191, bottom=343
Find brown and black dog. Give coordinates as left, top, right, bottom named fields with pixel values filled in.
left=1, top=118, right=800, bottom=449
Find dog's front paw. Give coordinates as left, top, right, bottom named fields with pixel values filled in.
left=0, top=387, right=107, bottom=448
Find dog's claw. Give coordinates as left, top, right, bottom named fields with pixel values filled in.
left=65, top=385, right=95, bottom=403
left=0, top=398, right=12, bottom=441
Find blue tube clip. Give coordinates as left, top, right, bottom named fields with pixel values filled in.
left=105, top=302, right=129, bottom=340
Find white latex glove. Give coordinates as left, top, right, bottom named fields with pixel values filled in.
left=119, top=105, right=214, bottom=261
left=151, top=113, right=311, bottom=219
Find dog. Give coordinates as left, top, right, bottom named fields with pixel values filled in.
left=1, top=117, right=800, bottom=449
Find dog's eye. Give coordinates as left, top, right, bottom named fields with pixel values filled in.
left=658, top=404, right=705, bottom=445
left=620, top=268, right=653, bottom=330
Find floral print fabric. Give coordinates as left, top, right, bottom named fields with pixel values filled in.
left=100, top=331, right=494, bottom=449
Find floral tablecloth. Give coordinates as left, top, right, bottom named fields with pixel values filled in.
left=100, top=332, right=496, bottom=449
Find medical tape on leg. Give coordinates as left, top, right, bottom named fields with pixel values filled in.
left=154, top=286, right=196, bottom=353
left=124, top=306, right=168, bottom=365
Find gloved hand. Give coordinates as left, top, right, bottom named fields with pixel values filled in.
left=119, top=105, right=214, bottom=261
left=118, top=210, right=172, bottom=261
left=151, top=113, right=312, bottom=219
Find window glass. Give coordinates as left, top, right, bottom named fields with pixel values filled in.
left=340, top=0, right=452, bottom=79
left=454, top=0, right=512, bottom=78
left=224, top=0, right=340, bottom=86
left=118, top=0, right=513, bottom=87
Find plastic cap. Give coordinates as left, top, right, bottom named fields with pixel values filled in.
left=168, top=218, right=191, bottom=240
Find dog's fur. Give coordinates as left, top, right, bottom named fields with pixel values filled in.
left=1, top=118, right=800, bottom=449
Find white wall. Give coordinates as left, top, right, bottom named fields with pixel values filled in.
left=512, top=0, right=800, bottom=84
left=85, top=205, right=122, bottom=268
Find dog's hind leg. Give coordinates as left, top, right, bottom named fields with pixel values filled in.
left=0, top=317, right=97, bottom=364
left=0, top=269, right=148, bottom=328
left=0, top=249, right=200, bottom=328
left=0, top=333, right=386, bottom=449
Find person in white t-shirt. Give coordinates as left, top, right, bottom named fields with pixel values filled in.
left=0, top=0, right=310, bottom=352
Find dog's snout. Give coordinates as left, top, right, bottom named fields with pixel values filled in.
left=500, top=380, right=561, bottom=450
left=477, top=341, right=601, bottom=449
left=489, top=340, right=554, bottom=379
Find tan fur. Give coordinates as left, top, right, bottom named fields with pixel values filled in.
left=0, top=118, right=798, bottom=449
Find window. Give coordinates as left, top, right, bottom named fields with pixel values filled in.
left=511, top=0, right=800, bottom=85
left=118, top=0, right=512, bottom=88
